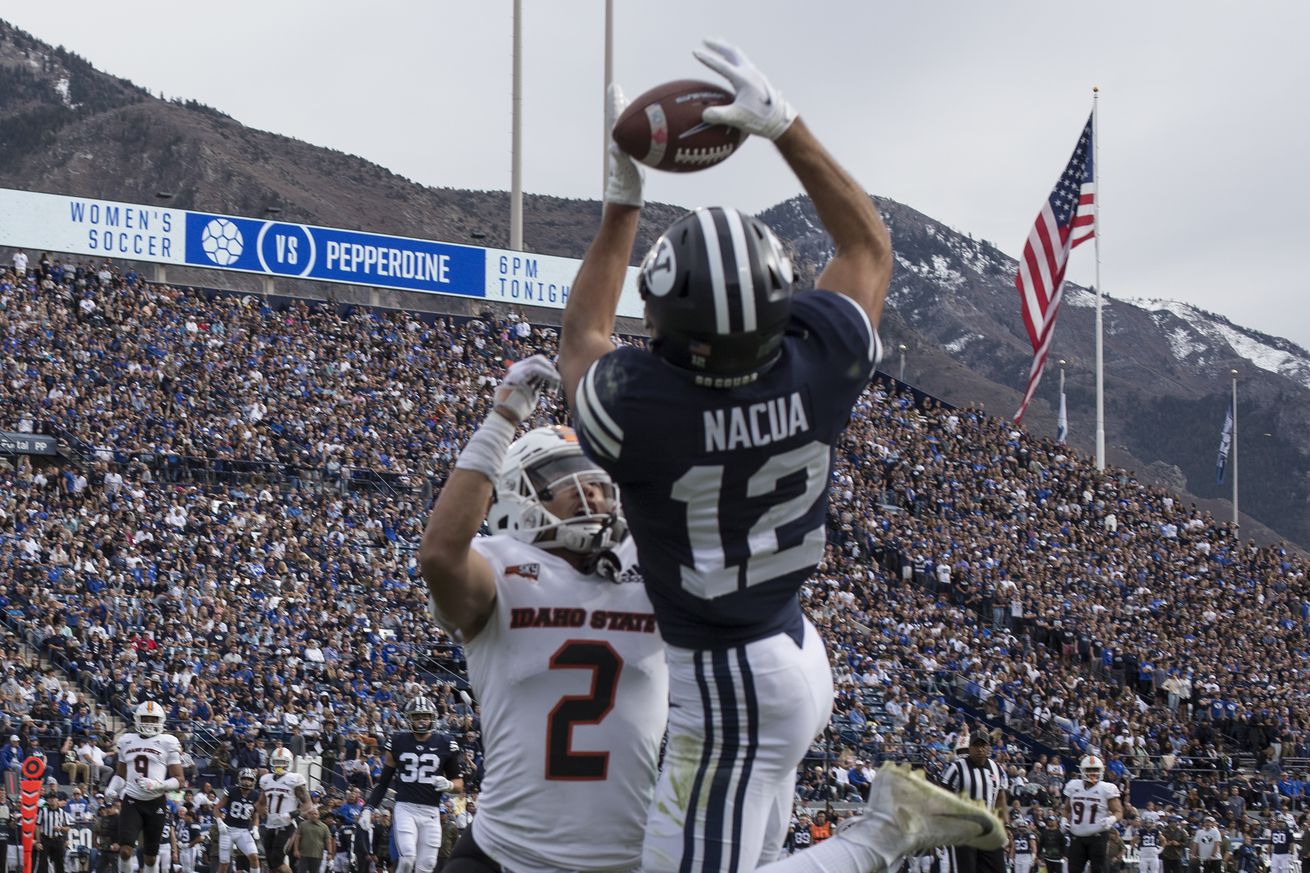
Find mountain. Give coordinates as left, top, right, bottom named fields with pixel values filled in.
left=2, top=19, right=1307, bottom=548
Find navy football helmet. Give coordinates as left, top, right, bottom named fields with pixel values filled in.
left=638, top=207, right=794, bottom=388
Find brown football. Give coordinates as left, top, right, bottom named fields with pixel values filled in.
left=613, top=79, right=746, bottom=173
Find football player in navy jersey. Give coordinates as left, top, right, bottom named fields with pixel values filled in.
left=560, top=36, right=1004, bottom=873
left=359, top=697, right=462, bottom=873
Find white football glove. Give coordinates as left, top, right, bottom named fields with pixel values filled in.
left=693, top=38, right=796, bottom=141
left=431, top=776, right=455, bottom=793
left=493, top=354, right=560, bottom=422
left=1099, top=814, right=1118, bottom=828
left=357, top=807, right=373, bottom=832
left=137, top=777, right=160, bottom=794
left=605, top=84, right=644, bottom=207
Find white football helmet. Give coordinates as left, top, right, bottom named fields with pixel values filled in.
left=270, top=747, right=293, bottom=776
left=1079, top=755, right=1104, bottom=784
left=487, top=426, right=625, bottom=556
left=134, top=701, right=166, bottom=737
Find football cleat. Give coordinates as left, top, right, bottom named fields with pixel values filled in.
left=832, top=763, right=1006, bottom=865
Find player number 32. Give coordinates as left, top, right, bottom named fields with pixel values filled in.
left=670, top=440, right=829, bottom=599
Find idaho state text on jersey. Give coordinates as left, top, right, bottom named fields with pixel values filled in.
left=509, top=606, right=657, bottom=633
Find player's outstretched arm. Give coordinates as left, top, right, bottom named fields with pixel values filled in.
left=419, top=355, right=560, bottom=639
left=694, top=38, right=891, bottom=327
left=559, top=84, right=643, bottom=407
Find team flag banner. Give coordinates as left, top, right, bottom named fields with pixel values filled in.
left=1013, top=114, right=1096, bottom=422
left=1216, top=399, right=1234, bottom=484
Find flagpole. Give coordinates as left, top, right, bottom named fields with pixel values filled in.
left=1092, top=85, right=1105, bottom=470
left=1232, top=369, right=1239, bottom=528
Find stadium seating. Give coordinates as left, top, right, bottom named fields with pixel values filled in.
left=4, top=255, right=1309, bottom=835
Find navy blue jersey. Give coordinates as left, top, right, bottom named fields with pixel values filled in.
left=575, top=290, right=881, bottom=648
left=1139, top=830, right=1159, bottom=850
left=1014, top=834, right=1034, bottom=855
left=223, top=787, right=260, bottom=829
left=334, top=824, right=353, bottom=854
left=160, top=819, right=172, bottom=845
left=1271, top=827, right=1294, bottom=855
left=385, top=731, right=462, bottom=806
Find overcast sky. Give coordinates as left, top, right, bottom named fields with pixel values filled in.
left=5, top=2, right=1309, bottom=347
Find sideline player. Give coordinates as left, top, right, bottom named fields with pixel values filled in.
left=358, top=697, right=462, bottom=873
left=1062, top=756, right=1122, bottom=873
left=105, top=702, right=186, bottom=873
left=1011, top=822, right=1036, bottom=873
left=558, top=38, right=1005, bottom=873
left=1269, top=815, right=1295, bottom=873
left=214, top=770, right=262, bottom=873
left=260, top=748, right=312, bottom=873
left=1135, top=816, right=1161, bottom=873
left=420, top=356, right=669, bottom=873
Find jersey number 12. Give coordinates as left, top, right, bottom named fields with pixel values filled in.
left=670, top=441, right=829, bottom=599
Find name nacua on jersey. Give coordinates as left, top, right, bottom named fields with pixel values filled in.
left=384, top=732, right=462, bottom=806
left=259, top=771, right=307, bottom=826
left=115, top=732, right=183, bottom=799
left=574, top=291, right=882, bottom=649
left=1063, top=779, right=1120, bottom=836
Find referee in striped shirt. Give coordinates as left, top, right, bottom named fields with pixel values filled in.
left=37, top=797, right=71, bottom=873
left=941, top=735, right=1009, bottom=873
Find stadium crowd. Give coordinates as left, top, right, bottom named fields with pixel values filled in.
left=4, top=252, right=1310, bottom=867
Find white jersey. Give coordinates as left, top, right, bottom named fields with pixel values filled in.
left=1063, top=778, right=1120, bottom=837
left=258, top=771, right=307, bottom=827
left=458, top=536, right=668, bottom=873
left=116, top=732, right=183, bottom=800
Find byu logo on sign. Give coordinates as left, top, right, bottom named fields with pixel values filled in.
left=200, top=218, right=244, bottom=266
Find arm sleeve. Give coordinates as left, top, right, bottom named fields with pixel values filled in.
left=940, top=762, right=961, bottom=791
left=365, top=766, right=394, bottom=809
left=441, top=738, right=463, bottom=780
left=573, top=352, right=629, bottom=470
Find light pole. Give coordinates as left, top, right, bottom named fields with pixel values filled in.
left=898, top=344, right=907, bottom=383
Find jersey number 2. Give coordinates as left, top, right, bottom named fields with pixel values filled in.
left=546, top=641, right=622, bottom=781
left=671, top=440, right=829, bottom=599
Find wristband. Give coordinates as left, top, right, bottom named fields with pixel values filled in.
left=453, top=413, right=516, bottom=481
left=160, top=777, right=181, bottom=792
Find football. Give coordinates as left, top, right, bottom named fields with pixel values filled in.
left=613, top=79, right=745, bottom=173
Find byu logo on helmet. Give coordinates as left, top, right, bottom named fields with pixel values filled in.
left=638, top=206, right=794, bottom=387
left=641, top=236, right=677, bottom=298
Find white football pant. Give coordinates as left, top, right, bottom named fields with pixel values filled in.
left=643, top=619, right=834, bottom=873
left=391, top=802, right=442, bottom=873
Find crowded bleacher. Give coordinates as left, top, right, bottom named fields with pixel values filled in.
left=4, top=250, right=1310, bottom=871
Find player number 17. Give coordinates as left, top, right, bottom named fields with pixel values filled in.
left=670, top=440, right=830, bottom=599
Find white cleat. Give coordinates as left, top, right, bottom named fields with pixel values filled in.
left=835, top=763, right=1006, bottom=863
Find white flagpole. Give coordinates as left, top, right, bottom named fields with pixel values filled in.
left=510, top=0, right=524, bottom=251
left=603, top=0, right=613, bottom=194
left=1232, top=369, right=1239, bottom=528
left=1093, top=86, right=1105, bottom=470
left=1058, top=359, right=1067, bottom=444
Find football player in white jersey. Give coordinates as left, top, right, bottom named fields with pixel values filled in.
left=105, top=702, right=186, bottom=873
left=422, top=357, right=1005, bottom=873
left=421, top=355, right=667, bottom=873
left=1062, top=756, right=1123, bottom=873
left=259, top=748, right=312, bottom=873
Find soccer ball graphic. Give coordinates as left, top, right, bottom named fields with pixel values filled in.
left=200, top=219, right=244, bottom=266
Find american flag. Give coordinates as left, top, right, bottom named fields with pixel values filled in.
left=1013, top=113, right=1095, bottom=422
